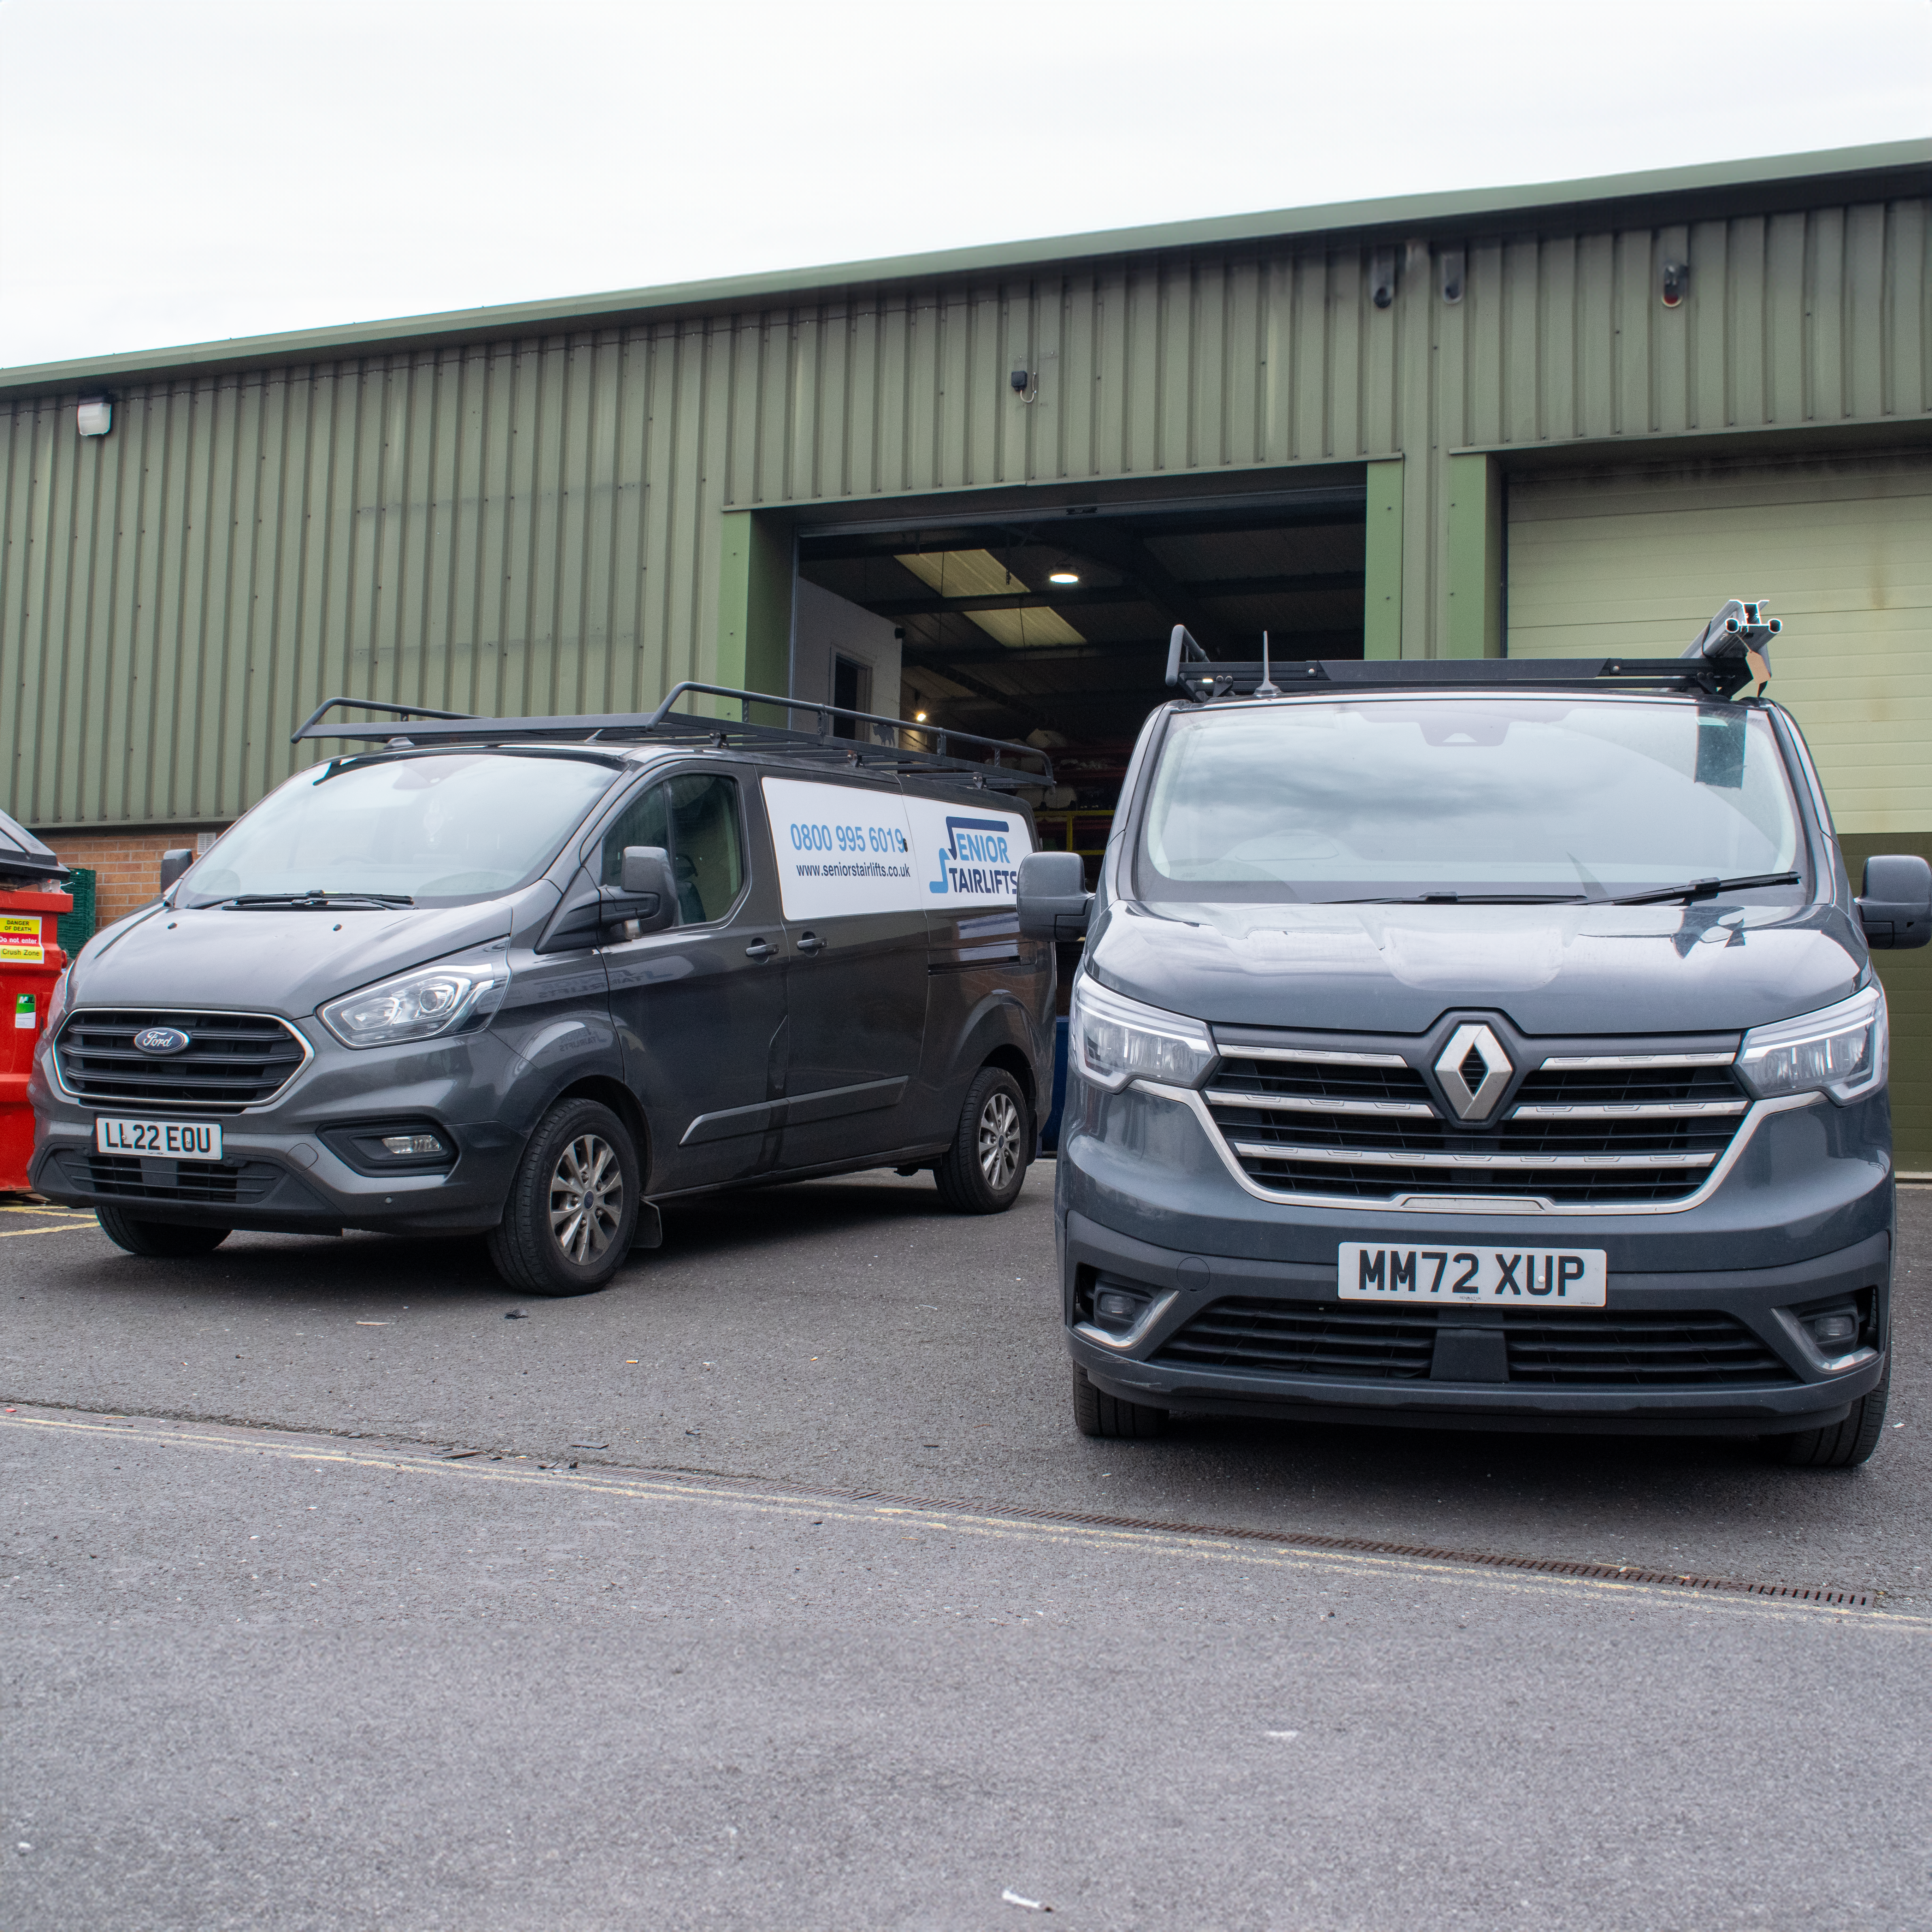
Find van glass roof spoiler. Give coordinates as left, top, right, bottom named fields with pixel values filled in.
left=289, top=684, right=1053, bottom=791
left=1164, top=600, right=1780, bottom=704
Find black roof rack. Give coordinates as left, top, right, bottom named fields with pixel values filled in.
left=290, top=682, right=1053, bottom=790
left=1163, top=600, right=1780, bottom=703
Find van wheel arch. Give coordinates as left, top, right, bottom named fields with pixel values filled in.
left=546, top=1075, right=653, bottom=1191
left=980, top=1043, right=1036, bottom=1132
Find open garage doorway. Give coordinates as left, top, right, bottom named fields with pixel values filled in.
left=793, top=472, right=1369, bottom=879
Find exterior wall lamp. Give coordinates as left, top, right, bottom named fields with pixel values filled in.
left=76, top=396, right=113, bottom=437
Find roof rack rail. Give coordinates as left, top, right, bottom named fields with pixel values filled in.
left=1163, top=600, right=1779, bottom=704
left=290, top=681, right=1054, bottom=790
left=291, top=696, right=481, bottom=740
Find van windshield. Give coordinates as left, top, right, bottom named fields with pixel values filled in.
left=181, top=753, right=622, bottom=907
left=1137, top=698, right=1806, bottom=904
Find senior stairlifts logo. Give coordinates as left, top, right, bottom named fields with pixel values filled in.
left=930, top=816, right=1020, bottom=898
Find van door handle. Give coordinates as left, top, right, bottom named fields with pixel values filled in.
left=743, top=939, right=776, bottom=961
left=795, top=932, right=825, bottom=955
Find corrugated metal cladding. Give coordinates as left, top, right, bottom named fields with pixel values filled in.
left=1506, top=450, right=1932, bottom=1167
left=2, top=190, right=1928, bottom=829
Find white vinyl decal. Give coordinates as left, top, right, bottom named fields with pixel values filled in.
left=761, top=778, right=1031, bottom=920
left=903, top=795, right=1030, bottom=908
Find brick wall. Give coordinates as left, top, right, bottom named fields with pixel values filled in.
left=38, top=829, right=219, bottom=934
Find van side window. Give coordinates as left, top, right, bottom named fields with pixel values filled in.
left=599, top=775, right=745, bottom=925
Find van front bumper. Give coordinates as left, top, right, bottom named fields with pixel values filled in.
left=1057, top=1082, right=1894, bottom=1437
left=26, top=1020, right=560, bottom=1237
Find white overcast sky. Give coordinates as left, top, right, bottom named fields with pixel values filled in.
left=1, top=0, right=1927, bottom=370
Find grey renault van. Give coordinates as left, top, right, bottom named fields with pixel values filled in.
left=29, top=685, right=1054, bottom=1295
left=1019, top=605, right=1929, bottom=1468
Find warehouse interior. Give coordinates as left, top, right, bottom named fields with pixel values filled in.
left=795, top=480, right=1369, bottom=877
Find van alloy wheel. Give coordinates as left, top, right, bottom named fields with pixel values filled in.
left=550, top=1133, right=624, bottom=1263
left=487, top=1097, right=641, bottom=1295
left=977, top=1090, right=1022, bottom=1191
left=934, top=1066, right=1030, bottom=1214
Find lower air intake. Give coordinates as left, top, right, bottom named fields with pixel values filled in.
left=64, top=1150, right=281, bottom=1207
left=1154, top=1298, right=1797, bottom=1387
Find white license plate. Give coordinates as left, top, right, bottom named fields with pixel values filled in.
left=1339, top=1241, right=1607, bottom=1308
left=95, top=1117, right=224, bottom=1161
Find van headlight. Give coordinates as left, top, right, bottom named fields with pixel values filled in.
left=41, top=966, right=71, bottom=1036
left=320, top=951, right=510, bottom=1049
left=1736, top=984, right=1886, bottom=1104
left=1070, top=973, right=1216, bottom=1092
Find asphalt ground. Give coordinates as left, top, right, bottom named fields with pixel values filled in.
left=3, top=1174, right=1929, bottom=1928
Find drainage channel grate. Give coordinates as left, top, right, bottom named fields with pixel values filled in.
left=648, top=1471, right=1874, bottom=1610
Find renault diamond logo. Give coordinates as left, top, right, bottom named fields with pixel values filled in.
left=134, top=1026, right=191, bottom=1056
left=1433, top=1023, right=1512, bottom=1121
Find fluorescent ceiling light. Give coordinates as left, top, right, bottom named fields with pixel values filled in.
left=895, top=550, right=1085, bottom=650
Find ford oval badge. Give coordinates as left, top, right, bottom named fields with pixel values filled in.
left=134, top=1026, right=192, bottom=1056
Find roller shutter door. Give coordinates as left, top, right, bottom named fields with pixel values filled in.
left=1507, top=452, right=1932, bottom=1172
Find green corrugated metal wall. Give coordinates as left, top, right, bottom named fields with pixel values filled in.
left=3, top=192, right=1928, bottom=829
left=1506, top=451, right=1932, bottom=1167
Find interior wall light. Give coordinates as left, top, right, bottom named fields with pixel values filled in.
left=914, top=710, right=928, bottom=723
left=76, top=396, right=113, bottom=437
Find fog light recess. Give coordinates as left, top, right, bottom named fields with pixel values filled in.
left=1091, top=1278, right=1154, bottom=1333
left=318, top=1120, right=459, bottom=1175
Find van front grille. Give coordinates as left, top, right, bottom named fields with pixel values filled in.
left=1502, top=1308, right=1795, bottom=1386
left=55, top=1010, right=308, bottom=1113
left=1154, top=1296, right=1438, bottom=1379
left=55, top=1149, right=281, bottom=1205
left=1206, top=1043, right=1748, bottom=1206
left=1153, top=1298, right=1796, bottom=1386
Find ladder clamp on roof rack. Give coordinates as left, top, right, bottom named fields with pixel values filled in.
left=290, top=684, right=1054, bottom=790
left=1163, top=600, right=1779, bottom=703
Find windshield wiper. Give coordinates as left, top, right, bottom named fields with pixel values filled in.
left=1329, top=892, right=1588, bottom=906
left=1610, top=871, right=1800, bottom=907
left=218, top=891, right=416, bottom=909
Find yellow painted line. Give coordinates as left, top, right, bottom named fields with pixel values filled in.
left=3, top=1409, right=1920, bottom=1632
left=2, top=1203, right=92, bottom=1215
left=0, top=1220, right=96, bottom=1238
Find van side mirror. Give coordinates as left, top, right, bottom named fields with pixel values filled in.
left=159, top=848, right=194, bottom=893
left=1017, top=850, right=1092, bottom=940
left=616, top=846, right=679, bottom=934
left=1856, top=854, right=1931, bottom=950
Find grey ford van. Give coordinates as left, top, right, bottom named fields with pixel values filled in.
left=1018, top=606, right=1929, bottom=1468
left=29, top=686, right=1054, bottom=1296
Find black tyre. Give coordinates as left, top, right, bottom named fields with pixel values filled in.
left=1764, top=1361, right=1889, bottom=1468
left=95, top=1207, right=230, bottom=1258
left=1071, top=1364, right=1167, bottom=1439
left=486, top=1098, right=640, bottom=1297
left=934, top=1066, right=1030, bottom=1214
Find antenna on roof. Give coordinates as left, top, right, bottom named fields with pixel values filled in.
left=1254, top=630, right=1280, bottom=699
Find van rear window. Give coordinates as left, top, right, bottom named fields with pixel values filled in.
left=1137, top=698, right=1803, bottom=904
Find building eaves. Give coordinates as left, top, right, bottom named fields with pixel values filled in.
left=3, top=139, right=1926, bottom=400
